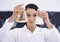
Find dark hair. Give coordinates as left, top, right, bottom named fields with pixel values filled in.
left=25, top=3, right=39, bottom=11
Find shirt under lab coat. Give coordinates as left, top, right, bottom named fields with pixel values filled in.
left=2, top=24, right=60, bottom=42
left=0, top=19, right=14, bottom=42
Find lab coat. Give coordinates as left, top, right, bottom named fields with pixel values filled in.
left=0, top=19, right=14, bottom=42
left=2, top=24, right=60, bottom=42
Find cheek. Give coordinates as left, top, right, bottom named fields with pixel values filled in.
left=26, top=17, right=30, bottom=21
left=34, top=17, right=36, bottom=21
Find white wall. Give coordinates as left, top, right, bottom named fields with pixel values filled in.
left=0, top=0, right=60, bottom=11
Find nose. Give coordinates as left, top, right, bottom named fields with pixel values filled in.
left=30, top=16, right=34, bottom=22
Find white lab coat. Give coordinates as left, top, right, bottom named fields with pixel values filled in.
left=2, top=24, right=60, bottom=42
left=0, top=19, right=14, bottom=42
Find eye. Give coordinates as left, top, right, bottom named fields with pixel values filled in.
left=33, top=15, right=37, bottom=17
left=33, top=13, right=37, bottom=17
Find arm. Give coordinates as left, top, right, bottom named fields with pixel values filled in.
left=44, top=28, right=60, bottom=42
left=1, top=4, right=24, bottom=42
left=0, top=18, right=14, bottom=41
left=48, top=26, right=60, bottom=42
left=38, top=11, right=53, bottom=29
left=2, top=30, right=16, bottom=42
left=38, top=11, right=60, bottom=42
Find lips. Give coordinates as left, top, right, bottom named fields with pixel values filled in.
left=29, top=21, right=33, bottom=23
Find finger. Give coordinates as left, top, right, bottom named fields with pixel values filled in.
left=38, top=11, right=47, bottom=15
left=15, top=4, right=23, bottom=8
left=14, top=4, right=24, bottom=10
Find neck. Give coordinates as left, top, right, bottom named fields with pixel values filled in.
left=27, top=24, right=36, bottom=33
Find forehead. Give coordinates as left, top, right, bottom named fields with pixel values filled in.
left=25, top=8, right=37, bottom=14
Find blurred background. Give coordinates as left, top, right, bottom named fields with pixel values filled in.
left=0, top=0, right=60, bottom=32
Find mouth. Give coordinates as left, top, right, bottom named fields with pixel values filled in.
left=29, top=22, right=34, bottom=24
left=27, top=22, right=36, bottom=27
left=28, top=22, right=35, bottom=25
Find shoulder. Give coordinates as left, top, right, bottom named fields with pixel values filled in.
left=6, top=28, right=23, bottom=35
left=10, top=28, right=23, bottom=33
left=4, top=28, right=23, bottom=38
left=38, top=26, right=50, bottom=34
left=8, top=25, right=27, bottom=34
left=39, top=27, right=49, bottom=32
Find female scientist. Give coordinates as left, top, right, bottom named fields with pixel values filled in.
left=2, top=3, right=60, bottom=42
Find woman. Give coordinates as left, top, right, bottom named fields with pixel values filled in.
left=2, top=3, right=60, bottom=42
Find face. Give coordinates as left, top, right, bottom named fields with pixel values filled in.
left=25, top=8, right=37, bottom=26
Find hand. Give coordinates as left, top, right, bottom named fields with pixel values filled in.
left=38, top=11, right=53, bottom=29
left=13, top=4, right=24, bottom=18
left=38, top=11, right=49, bottom=21
left=8, top=4, right=24, bottom=22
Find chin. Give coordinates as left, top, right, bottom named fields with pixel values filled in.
left=27, top=22, right=35, bottom=25
left=29, top=23, right=35, bottom=25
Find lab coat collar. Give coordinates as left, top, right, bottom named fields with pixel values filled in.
left=23, top=25, right=41, bottom=35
